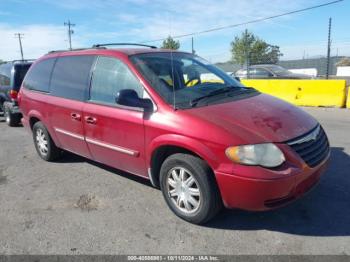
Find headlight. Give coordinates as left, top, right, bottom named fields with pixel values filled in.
left=225, top=143, right=285, bottom=168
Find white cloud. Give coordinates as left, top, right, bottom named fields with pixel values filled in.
left=0, top=24, right=86, bottom=61
left=129, top=0, right=305, bottom=41
left=29, top=0, right=309, bottom=42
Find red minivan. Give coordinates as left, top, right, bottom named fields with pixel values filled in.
left=18, top=44, right=330, bottom=224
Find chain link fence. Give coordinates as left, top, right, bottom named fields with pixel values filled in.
left=214, top=45, right=350, bottom=84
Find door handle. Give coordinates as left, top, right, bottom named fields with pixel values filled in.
left=71, top=113, right=81, bottom=121
left=85, top=116, right=97, bottom=125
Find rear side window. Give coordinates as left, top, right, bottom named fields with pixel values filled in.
left=253, top=68, right=271, bottom=77
left=90, top=56, right=143, bottom=105
left=23, top=58, right=55, bottom=92
left=50, top=55, right=95, bottom=101
left=13, top=64, right=32, bottom=90
left=0, top=63, right=12, bottom=87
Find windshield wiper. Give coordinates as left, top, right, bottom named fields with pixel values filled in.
left=190, top=86, right=243, bottom=107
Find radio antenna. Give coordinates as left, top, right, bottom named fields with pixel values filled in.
left=168, top=12, right=176, bottom=110
left=170, top=50, right=176, bottom=110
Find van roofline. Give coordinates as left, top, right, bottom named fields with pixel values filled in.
left=92, top=43, right=158, bottom=49
left=48, top=43, right=157, bottom=54
left=45, top=47, right=184, bottom=57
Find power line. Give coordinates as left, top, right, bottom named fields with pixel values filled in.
left=141, top=0, right=344, bottom=44
left=64, top=20, right=75, bottom=50
left=14, top=33, right=24, bottom=60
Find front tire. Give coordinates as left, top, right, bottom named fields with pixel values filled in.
left=160, top=153, right=222, bottom=224
left=32, top=121, right=61, bottom=161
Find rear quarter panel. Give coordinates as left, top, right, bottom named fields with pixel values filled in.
left=19, top=88, right=62, bottom=148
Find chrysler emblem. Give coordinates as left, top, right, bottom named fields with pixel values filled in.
left=288, top=126, right=320, bottom=145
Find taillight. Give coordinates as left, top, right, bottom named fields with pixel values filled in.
left=9, top=90, right=18, bottom=100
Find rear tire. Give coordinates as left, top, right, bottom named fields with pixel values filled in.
left=32, top=121, right=61, bottom=161
left=4, top=107, right=20, bottom=127
left=160, top=153, right=222, bottom=224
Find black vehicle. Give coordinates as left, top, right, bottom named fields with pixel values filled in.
left=0, top=60, right=33, bottom=126
left=234, top=64, right=313, bottom=79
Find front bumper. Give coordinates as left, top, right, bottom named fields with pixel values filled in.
left=215, top=154, right=330, bottom=211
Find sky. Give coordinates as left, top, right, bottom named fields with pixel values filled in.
left=0, top=0, right=349, bottom=62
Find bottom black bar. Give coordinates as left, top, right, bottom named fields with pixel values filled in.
left=0, top=255, right=349, bottom=262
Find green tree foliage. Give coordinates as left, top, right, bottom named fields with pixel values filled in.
left=162, top=36, right=180, bottom=50
left=231, top=29, right=283, bottom=66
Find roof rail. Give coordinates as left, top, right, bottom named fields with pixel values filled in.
left=92, top=43, right=157, bottom=49
left=47, top=47, right=106, bottom=54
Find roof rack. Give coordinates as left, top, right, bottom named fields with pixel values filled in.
left=47, top=43, right=157, bottom=55
left=47, top=47, right=106, bottom=54
left=92, top=43, right=157, bottom=49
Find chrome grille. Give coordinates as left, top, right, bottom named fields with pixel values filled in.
left=287, top=125, right=330, bottom=168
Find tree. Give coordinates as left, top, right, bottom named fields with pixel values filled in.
left=162, top=36, right=180, bottom=50
left=336, top=57, right=350, bottom=67
left=230, top=29, right=283, bottom=66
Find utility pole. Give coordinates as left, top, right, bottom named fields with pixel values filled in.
left=64, top=20, right=75, bottom=50
left=14, top=33, right=24, bottom=60
left=191, top=37, right=195, bottom=54
left=326, top=17, right=332, bottom=79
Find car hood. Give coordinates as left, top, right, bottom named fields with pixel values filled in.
left=186, top=93, right=318, bottom=144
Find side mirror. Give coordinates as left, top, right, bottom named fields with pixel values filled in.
left=116, top=89, right=153, bottom=112
left=234, top=76, right=241, bottom=82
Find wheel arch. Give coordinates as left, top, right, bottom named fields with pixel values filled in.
left=28, top=111, right=62, bottom=148
left=28, top=110, right=45, bottom=130
left=147, top=134, right=219, bottom=188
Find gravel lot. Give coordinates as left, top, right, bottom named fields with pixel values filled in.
left=0, top=107, right=349, bottom=255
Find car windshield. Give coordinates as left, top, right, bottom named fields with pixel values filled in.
left=130, top=52, right=253, bottom=109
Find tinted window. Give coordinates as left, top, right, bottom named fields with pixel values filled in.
left=90, top=56, right=143, bottom=104
left=23, top=58, right=55, bottom=92
left=50, top=55, right=95, bottom=101
left=0, top=63, right=12, bottom=86
left=13, top=64, right=32, bottom=90
left=253, top=68, right=271, bottom=77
